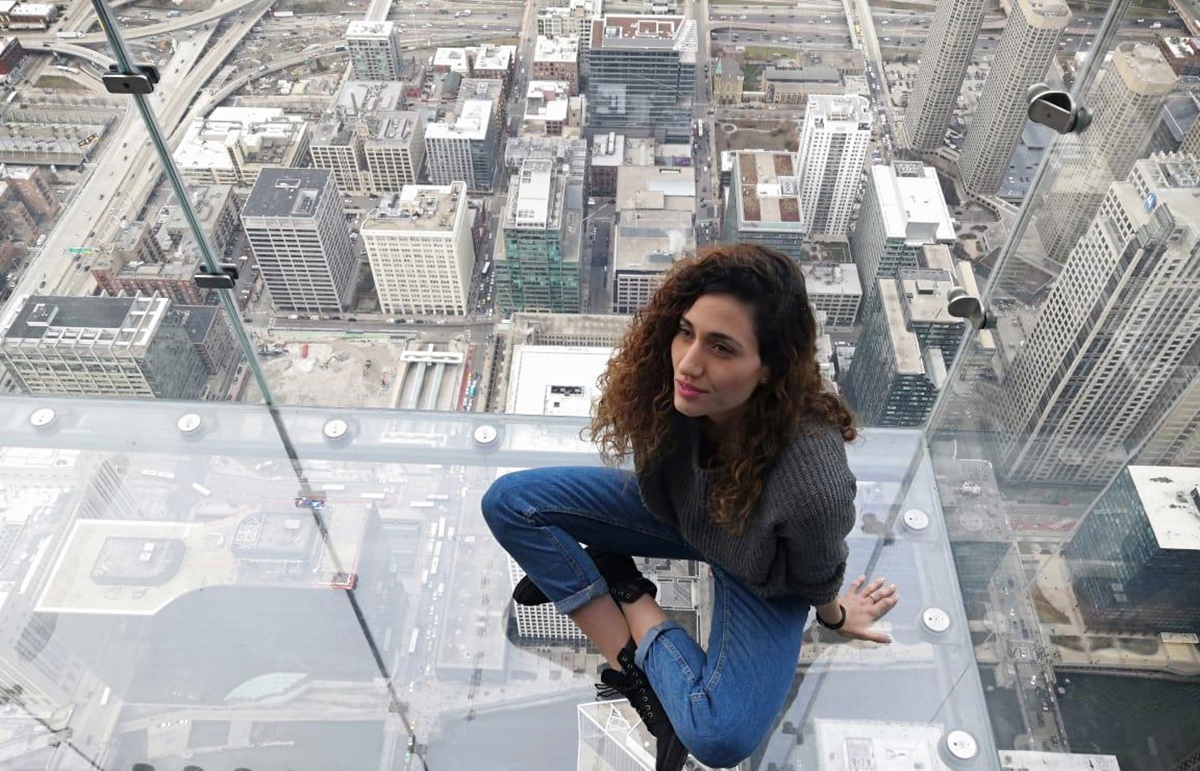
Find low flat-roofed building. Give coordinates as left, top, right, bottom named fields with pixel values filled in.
left=533, top=35, right=580, bottom=94
left=764, top=66, right=843, bottom=104
left=723, top=150, right=806, bottom=258
left=432, top=47, right=471, bottom=75
left=524, top=81, right=574, bottom=136
left=471, top=44, right=516, bottom=86
left=173, top=107, right=309, bottom=187
left=0, top=122, right=107, bottom=167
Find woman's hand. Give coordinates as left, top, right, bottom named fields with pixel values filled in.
left=833, top=575, right=898, bottom=643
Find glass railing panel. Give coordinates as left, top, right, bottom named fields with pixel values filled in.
left=0, top=396, right=991, bottom=770
left=924, top=0, right=1200, bottom=767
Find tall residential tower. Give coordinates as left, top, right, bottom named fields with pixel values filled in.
left=956, top=0, right=1070, bottom=194
left=903, top=0, right=988, bottom=152
left=797, top=94, right=872, bottom=237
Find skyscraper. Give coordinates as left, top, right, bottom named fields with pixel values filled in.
left=241, top=168, right=358, bottom=314
left=849, top=160, right=955, bottom=311
left=498, top=159, right=583, bottom=313
left=797, top=94, right=872, bottom=237
left=999, top=154, right=1200, bottom=485
left=361, top=183, right=476, bottom=317
left=902, top=0, right=988, bottom=152
left=1063, top=465, right=1200, bottom=634
left=956, top=0, right=1070, bottom=195
left=1036, top=43, right=1177, bottom=263
left=585, top=14, right=697, bottom=142
left=345, top=21, right=401, bottom=80
left=0, top=295, right=208, bottom=400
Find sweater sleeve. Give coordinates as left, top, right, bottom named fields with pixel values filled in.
left=772, top=433, right=858, bottom=605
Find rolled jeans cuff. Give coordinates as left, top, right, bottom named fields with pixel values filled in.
left=553, top=578, right=609, bottom=615
left=634, top=619, right=687, bottom=670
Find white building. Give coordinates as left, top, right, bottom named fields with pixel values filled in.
left=345, top=20, right=401, bottom=80
left=524, top=81, right=574, bottom=136
left=903, top=0, right=988, bottom=152
left=612, top=165, right=695, bottom=314
left=173, top=107, right=309, bottom=187
left=797, top=94, right=872, bottom=237
left=1000, top=154, right=1200, bottom=485
left=957, top=0, right=1071, bottom=194
left=360, top=183, right=475, bottom=317
left=850, top=160, right=955, bottom=311
left=240, top=168, right=357, bottom=314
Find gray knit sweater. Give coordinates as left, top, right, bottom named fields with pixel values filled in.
left=636, top=417, right=857, bottom=604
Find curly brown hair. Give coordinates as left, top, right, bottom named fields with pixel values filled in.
left=589, top=243, right=858, bottom=533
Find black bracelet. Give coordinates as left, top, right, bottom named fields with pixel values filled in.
left=816, top=604, right=847, bottom=630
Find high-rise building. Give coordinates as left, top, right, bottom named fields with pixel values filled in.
left=800, top=262, right=862, bottom=328
left=1037, top=43, right=1177, bottom=263
left=363, top=110, right=426, bottom=191
left=999, top=155, right=1200, bottom=485
left=722, top=150, right=807, bottom=257
left=345, top=21, right=401, bottom=80
left=241, top=168, right=358, bottom=314
left=797, top=94, right=872, bottom=237
left=850, top=161, right=955, bottom=311
left=902, top=0, right=987, bottom=152
left=1063, top=465, right=1200, bottom=634
left=1181, top=115, right=1200, bottom=158
left=585, top=14, right=697, bottom=142
left=498, top=159, right=583, bottom=313
left=0, top=295, right=208, bottom=400
left=956, top=0, right=1070, bottom=194
left=424, top=100, right=499, bottom=192
left=844, top=267, right=964, bottom=426
left=361, top=183, right=475, bottom=317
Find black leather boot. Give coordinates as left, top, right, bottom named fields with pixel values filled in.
left=512, top=547, right=658, bottom=606
left=595, top=639, right=690, bottom=771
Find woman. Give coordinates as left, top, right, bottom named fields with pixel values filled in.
left=482, top=243, right=899, bottom=771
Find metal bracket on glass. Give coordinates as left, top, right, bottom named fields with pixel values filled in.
left=946, top=288, right=997, bottom=331
left=1026, top=83, right=1091, bottom=135
left=193, top=262, right=240, bottom=290
left=102, top=64, right=160, bottom=95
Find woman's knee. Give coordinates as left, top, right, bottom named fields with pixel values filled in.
left=480, top=470, right=529, bottom=530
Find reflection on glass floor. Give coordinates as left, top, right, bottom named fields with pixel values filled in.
left=0, top=396, right=993, bottom=771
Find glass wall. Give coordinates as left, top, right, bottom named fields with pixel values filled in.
left=0, top=0, right=1197, bottom=768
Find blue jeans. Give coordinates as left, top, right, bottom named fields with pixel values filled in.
left=481, top=466, right=811, bottom=768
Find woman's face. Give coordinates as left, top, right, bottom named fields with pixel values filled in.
left=671, top=293, right=769, bottom=428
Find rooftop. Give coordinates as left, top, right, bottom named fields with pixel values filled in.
left=335, top=80, right=408, bottom=117
left=879, top=280, right=926, bottom=376
left=525, top=81, right=572, bottom=123
left=590, top=131, right=626, bottom=167
left=732, top=151, right=805, bottom=228
left=534, top=35, right=580, bottom=63
left=506, top=346, right=612, bottom=416
left=806, top=93, right=872, bottom=127
left=590, top=15, right=697, bottom=60
left=242, top=168, right=334, bottom=219
left=1000, top=751, right=1122, bottom=770
left=896, top=268, right=963, bottom=325
left=3, top=295, right=136, bottom=340
left=871, top=162, right=955, bottom=243
left=473, top=44, right=516, bottom=72
left=38, top=505, right=370, bottom=614
left=506, top=159, right=558, bottom=230
left=425, top=100, right=493, bottom=141
left=613, top=207, right=694, bottom=272
left=765, top=66, right=841, bottom=83
left=615, top=165, right=695, bottom=212
left=1127, top=465, right=1200, bottom=551
left=362, top=183, right=466, bottom=235
left=345, top=20, right=394, bottom=38
left=800, top=261, right=863, bottom=296
left=174, top=107, right=307, bottom=173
